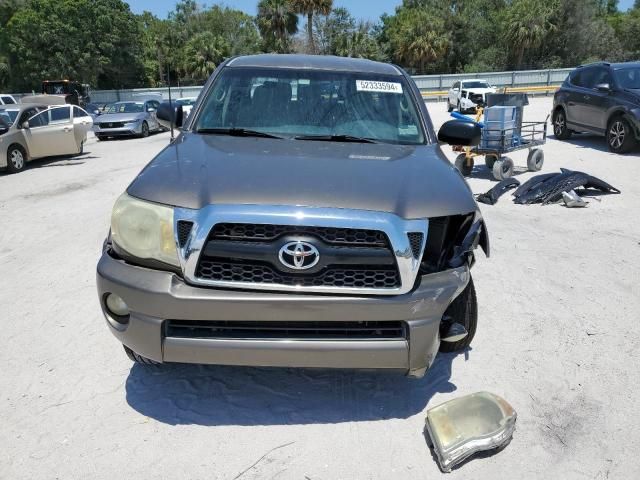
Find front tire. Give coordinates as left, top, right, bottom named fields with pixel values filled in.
left=440, top=277, right=477, bottom=353
left=454, top=153, right=473, bottom=176
left=492, top=156, right=514, bottom=180
left=607, top=116, right=637, bottom=154
left=123, top=345, right=160, bottom=365
left=140, top=121, right=149, bottom=138
left=6, top=144, right=26, bottom=174
left=447, top=100, right=453, bottom=112
left=553, top=108, right=572, bottom=140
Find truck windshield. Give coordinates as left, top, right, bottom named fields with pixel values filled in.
left=195, top=68, right=425, bottom=145
left=614, top=67, right=640, bottom=89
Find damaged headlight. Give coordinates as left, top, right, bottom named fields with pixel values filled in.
left=419, top=210, right=489, bottom=274
left=110, top=193, right=179, bottom=267
left=425, top=391, right=517, bottom=472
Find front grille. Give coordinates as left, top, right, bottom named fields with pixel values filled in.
left=197, top=259, right=400, bottom=288
left=194, top=223, right=400, bottom=291
left=211, top=223, right=388, bottom=247
left=166, top=320, right=406, bottom=340
left=99, top=122, right=125, bottom=128
left=469, top=93, right=484, bottom=105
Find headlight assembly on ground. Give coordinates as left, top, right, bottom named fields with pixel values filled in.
left=110, top=193, right=179, bottom=267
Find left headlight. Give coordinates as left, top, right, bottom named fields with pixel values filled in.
left=110, top=193, right=179, bottom=267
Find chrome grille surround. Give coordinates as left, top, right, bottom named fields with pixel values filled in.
left=174, top=204, right=428, bottom=295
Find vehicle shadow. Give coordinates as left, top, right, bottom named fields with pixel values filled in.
left=466, top=164, right=530, bottom=181
left=125, top=350, right=468, bottom=426
left=556, top=133, right=611, bottom=153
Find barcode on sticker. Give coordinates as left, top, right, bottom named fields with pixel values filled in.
left=356, top=80, right=403, bottom=94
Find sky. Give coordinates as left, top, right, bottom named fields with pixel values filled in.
left=128, top=0, right=636, bottom=20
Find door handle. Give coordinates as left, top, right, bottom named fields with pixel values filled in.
left=63, top=127, right=72, bottom=132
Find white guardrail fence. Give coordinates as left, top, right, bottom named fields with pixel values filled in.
left=12, top=67, right=573, bottom=104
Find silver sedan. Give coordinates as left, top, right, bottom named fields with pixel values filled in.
left=93, top=100, right=165, bottom=140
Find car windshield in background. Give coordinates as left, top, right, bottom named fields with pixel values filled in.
left=462, top=81, right=490, bottom=89
left=195, top=68, right=425, bottom=145
left=177, top=98, right=195, bottom=106
left=0, top=109, right=18, bottom=125
left=106, top=102, right=144, bottom=114
left=614, top=67, right=640, bottom=89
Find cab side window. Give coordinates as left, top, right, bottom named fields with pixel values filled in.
left=590, top=67, right=613, bottom=89
left=50, top=106, right=71, bottom=124
left=73, top=106, right=89, bottom=118
left=28, top=110, right=50, bottom=128
left=452, top=82, right=460, bottom=90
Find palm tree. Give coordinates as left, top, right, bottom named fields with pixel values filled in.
left=257, top=0, right=299, bottom=53
left=291, top=0, right=332, bottom=53
left=505, top=0, right=558, bottom=68
left=182, top=32, right=228, bottom=82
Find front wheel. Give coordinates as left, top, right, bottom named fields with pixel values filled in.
left=553, top=109, right=572, bottom=140
left=526, top=148, right=544, bottom=171
left=492, top=156, right=514, bottom=180
left=6, top=144, right=26, bottom=174
left=124, top=345, right=160, bottom=365
left=140, top=121, right=149, bottom=138
left=440, top=277, right=477, bottom=352
left=607, top=117, right=637, bottom=154
left=447, top=100, right=453, bottom=112
left=454, top=153, right=473, bottom=176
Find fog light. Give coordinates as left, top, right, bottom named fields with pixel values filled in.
left=105, top=293, right=130, bottom=317
left=425, top=392, right=517, bottom=472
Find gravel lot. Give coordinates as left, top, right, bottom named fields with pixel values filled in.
left=1, top=97, right=639, bottom=479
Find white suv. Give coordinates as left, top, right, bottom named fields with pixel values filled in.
left=447, top=80, right=496, bottom=113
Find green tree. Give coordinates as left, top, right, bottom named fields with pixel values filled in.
left=314, top=7, right=355, bottom=55
left=504, top=0, right=558, bottom=68
left=5, top=0, right=144, bottom=90
left=383, top=6, right=450, bottom=73
left=182, top=31, right=228, bottom=82
left=256, top=0, right=298, bottom=53
left=290, top=0, right=332, bottom=53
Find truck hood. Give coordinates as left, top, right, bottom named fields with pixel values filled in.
left=127, top=133, right=477, bottom=219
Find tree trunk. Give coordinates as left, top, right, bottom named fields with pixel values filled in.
left=516, top=45, right=525, bottom=69
left=307, top=12, right=315, bottom=54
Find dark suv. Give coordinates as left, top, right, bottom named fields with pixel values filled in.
left=552, top=61, right=640, bottom=153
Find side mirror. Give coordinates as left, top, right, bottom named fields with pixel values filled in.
left=157, top=101, right=183, bottom=130
left=147, top=107, right=156, bottom=113
left=438, top=120, right=482, bottom=146
left=21, top=121, right=29, bottom=129
left=595, top=83, right=611, bottom=93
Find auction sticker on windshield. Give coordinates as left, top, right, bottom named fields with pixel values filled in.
left=356, top=80, right=403, bottom=94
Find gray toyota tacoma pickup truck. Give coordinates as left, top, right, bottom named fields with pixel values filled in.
left=96, top=54, right=488, bottom=378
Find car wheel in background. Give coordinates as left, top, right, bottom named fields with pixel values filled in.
left=6, top=144, right=26, bottom=174
left=96, top=135, right=104, bottom=141
left=140, top=121, right=149, bottom=138
left=123, top=345, right=159, bottom=365
left=607, top=116, right=637, bottom=154
left=552, top=109, right=572, bottom=140
left=457, top=100, right=462, bottom=113
left=454, top=153, right=473, bottom=176
left=526, top=148, right=544, bottom=171
left=439, top=277, right=477, bottom=353
left=492, top=156, right=514, bottom=180
left=447, top=100, right=453, bottom=112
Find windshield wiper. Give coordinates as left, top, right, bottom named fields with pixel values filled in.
left=294, top=134, right=378, bottom=144
left=195, top=127, right=283, bottom=139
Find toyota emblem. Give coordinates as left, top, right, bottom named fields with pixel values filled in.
left=278, top=241, right=320, bottom=270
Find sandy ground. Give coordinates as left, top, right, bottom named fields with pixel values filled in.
left=1, top=97, right=639, bottom=479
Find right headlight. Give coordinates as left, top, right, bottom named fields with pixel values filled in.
left=110, top=193, right=179, bottom=267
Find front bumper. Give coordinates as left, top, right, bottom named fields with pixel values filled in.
left=94, top=123, right=141, bottom=136
left=96, top=253, right=470, bottom=377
